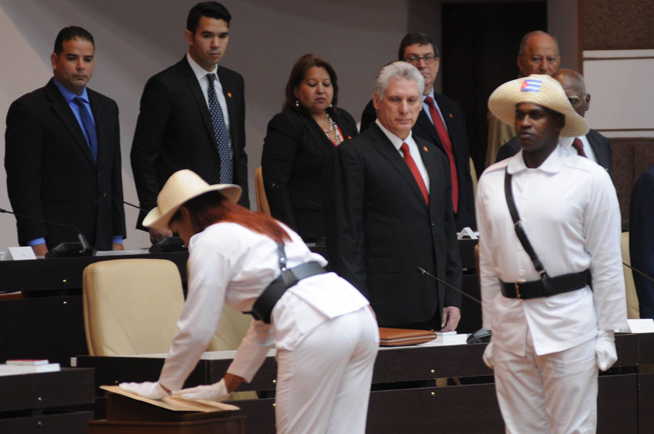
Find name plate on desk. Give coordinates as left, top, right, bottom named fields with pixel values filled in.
left=7, top=247, right=37, bottom=261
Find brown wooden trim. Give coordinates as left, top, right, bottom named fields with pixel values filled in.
left=583, top=56, right=654, bottom=61
left=577, top=0, right=584, bottom=73
left=597, top=128, right=654, bottom=132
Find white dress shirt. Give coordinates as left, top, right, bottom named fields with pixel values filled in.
left=158, top=222, right=369, bottom=389
left=476, top=143, right=627, bottom=357
left=186, top=53, right=230, bottom=130
left=375, top=119, right=430, bottom=191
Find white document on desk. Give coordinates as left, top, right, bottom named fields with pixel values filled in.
left=627, top=319, right=654, bottom=334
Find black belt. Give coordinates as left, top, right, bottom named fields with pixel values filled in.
left=500, top=269, right=591, bottom=300
left=246, top=260, right=326, bottom=324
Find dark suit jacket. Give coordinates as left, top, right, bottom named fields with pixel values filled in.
left=131, top=58, right=249, bottom=228
left=335, top=123, right=462, bottom=327
left=261, top=107, right=357, bottom=248
left=4, top=79, right=126, bottom=250
left=630, top=165, right=654, bottom=319
left=495, top=129, right=612, bottom=173
left=361, top=95, right=476, bottom=230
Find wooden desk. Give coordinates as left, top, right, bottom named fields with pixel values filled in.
left=75, top=333, right=650, bottom=434
left=0, top=368, right=94, bottom=434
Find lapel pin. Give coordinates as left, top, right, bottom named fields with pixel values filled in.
left=448, top=113, right=454, bottom=118
left=423, top=145, right=429, bottom=152
left=227, top=91, right=233, bottom=99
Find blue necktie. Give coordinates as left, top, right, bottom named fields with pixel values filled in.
left=206, top=74, right=233, bottom=184
left=73, top=97, right=98, bottom=161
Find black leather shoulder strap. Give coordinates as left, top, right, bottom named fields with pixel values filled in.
left=504, top=168, right=547, bottom=277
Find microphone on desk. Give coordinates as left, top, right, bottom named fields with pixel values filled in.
left=623, top=262, right=654, bottom=285
left=417, top=266, right=492, bottom=344
left=121, top=200, right=186, bottom=253
left=0, top=207, right=94, bottom=257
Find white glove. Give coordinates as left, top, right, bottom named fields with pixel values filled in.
left=482, top=341, right=494, bottom=369
left=595, top=330, right=617, bottom=371
left=173, top=379, right=230, bottom=402
left=118, top=381, right=168, bottom=400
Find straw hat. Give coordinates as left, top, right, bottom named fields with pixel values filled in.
left=142, top=169, right=241, bottom=231
left=488, top=74, right=588, bottom=137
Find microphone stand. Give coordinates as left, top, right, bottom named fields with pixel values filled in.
left=0, top=207, right=94, bottom=257
left=417, top=266, right=491, bottom=344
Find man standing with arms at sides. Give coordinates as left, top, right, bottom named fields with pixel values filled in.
left=5, top=26, right=126, bottom=255
left=486, top=30, right=561, bottom=166
left=132, top=1, right=248, bottom=242
left=496, top=69, right=612, bottom=174
left=338, top=61, right=462, bottom=331
left=477, top=75, right=627, bottom=433
left=361, top=33, right=476, bottom=230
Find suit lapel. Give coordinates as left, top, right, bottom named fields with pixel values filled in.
left=415, top=110, right=439, bottom=144
left=46, top=80, right=95, bottom=165
left=181, top=59, right=216, bottom=146
left=416, top=137, right=440, bottom=203
left=370, top=125, right=427, bottom=206
left=586, top=129, right=609, bottom=170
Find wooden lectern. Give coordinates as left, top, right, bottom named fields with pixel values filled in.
left=89, top=387, right=245, bottom=434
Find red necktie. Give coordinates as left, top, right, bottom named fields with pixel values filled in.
left=400, top=143, right=429, bottom=205
left=572, top=138, right=587, bottom=157
left=425, top=96, right=459, bottom=213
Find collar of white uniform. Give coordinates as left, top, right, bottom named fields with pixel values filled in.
left=507, top=138, right=571, bottom=175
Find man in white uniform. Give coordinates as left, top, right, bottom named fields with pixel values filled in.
left=477, top=74, right=627, bottom=434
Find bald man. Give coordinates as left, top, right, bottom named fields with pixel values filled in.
left=496, top=69, right=612, bottom=173
left=486, top=31, right=561, bottom=166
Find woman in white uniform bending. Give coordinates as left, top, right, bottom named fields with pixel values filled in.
left=120, top=169, right=379, bottom=434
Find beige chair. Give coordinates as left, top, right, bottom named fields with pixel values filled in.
left=83, top=259, right=251, bottom=355
left=621, top=232, right=640, bottom=319
left=83, top=259, right=185, bottom=356
left=255, top=167, right=271, bottom=216
left=469, top=157, right=478, bottom=197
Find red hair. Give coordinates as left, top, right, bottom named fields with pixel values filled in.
left=176, top=191, right=291, bottom=243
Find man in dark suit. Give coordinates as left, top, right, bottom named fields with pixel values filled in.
left=131, top=1, right=248, bottom=241
left=5, top=26, right=126, bottom=255
left=496, top=69, right=612, bottom=173
left=630, top=164, right=654, bottom=319
left=361, top=33, right=475, bottom=230
left=338, top=61, right=462, bottom=330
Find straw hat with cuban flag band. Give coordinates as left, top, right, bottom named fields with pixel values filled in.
left=142, top=169, right=242, bottom=232
left=488, top=74, right=589, bottom=138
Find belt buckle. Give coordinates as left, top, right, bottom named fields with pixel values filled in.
left=514, top=282, right=522, bottom=299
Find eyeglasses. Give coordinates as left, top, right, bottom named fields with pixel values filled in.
left=405, top=54, right=437, bottom=64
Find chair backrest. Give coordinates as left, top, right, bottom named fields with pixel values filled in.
left=83, top=259, right=185, bottom=356
left=469, top=157, right=478, bottom=196
left=621, top=232, right=641, bottom=319
left=255, top=167, right=271, bottom=216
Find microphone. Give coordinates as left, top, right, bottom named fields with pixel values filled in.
left=623, top=262, right=654, bottom=285
left=417, top=266, right=491, bottom=344
left=121, top=200, right=185, bottom=252
left=0, top=207, right=94, bottom=257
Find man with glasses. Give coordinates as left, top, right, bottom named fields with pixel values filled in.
left=496, top=69, right=612, bottom=174
left=361, top=33, right=476, bottom=230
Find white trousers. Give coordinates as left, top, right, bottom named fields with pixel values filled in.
left=275, top=306, right=379, bottom=434
left=493, top=334, right=598, bottom=434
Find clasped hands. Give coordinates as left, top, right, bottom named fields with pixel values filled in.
left=119, top=379, right=230, bottom=402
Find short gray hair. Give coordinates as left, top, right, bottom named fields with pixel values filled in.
left=374, top=61, right=424, bottom=99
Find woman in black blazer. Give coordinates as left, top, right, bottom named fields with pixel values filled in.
left=262, top=54, right=357, bottom=261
